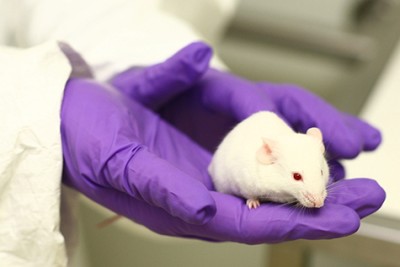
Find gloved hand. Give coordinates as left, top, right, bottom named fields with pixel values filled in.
left=61, top=43, right=385, bottom=244
left=61, top=78, right=384, bottom=244
left=61, top=44, right=215, bottom=225
left=111, top=42, right=382, bottom=181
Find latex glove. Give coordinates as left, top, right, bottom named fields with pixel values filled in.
left=111, top=43, right=381, bottom=182
left=61, top=44, right=216, bottom=225
left=61, top=43, right=385, bottom=244
left=61, top=77, right=384, bottom=244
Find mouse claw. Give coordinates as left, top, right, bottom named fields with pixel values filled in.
left=246, top=199, right=260, bottom=209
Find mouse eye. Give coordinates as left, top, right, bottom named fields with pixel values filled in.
left=292, top=172, right=303, bottom=181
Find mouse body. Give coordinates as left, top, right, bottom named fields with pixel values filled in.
left=208, top=111, right=329, bottom=209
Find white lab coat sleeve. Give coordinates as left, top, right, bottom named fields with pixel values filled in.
left=14, top=0, right=234, bottom=81
left=0, top=42, right=71, bottom=266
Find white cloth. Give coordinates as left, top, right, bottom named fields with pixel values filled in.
left=0, top=43, right=71, bottom=266
left=0, top=0, right=237, bottom=266
left=13, top=0, right=230, bottom=80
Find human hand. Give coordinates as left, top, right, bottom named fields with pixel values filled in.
left=96, top=42, right=384, bottom=243
left=111, top=42, right=381, bottom=182
left=61, top=66, right=216, bottom=225
left=61, top=77, right=384, bottom=244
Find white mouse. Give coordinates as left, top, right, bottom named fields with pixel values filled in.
left=208, top=111, right=329, bottom=209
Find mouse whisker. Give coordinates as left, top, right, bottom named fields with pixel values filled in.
left=326, top=184, right=347, bottom=193
left=326, top=180, right=343, bottom=188
left=288, top=209, right=301, bottom=221
left=326, top=187, right=352, bottom=194
left=296, top=205, right=308, bottom=219
left=285, top=204, right=304, bottom=221
left=326, top=188, right=351, bottom=194
left=282, top=202, right=299, bottom=209
left=325, top=192, right=354, bottom=198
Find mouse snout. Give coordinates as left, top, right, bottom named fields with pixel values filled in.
left=301, top=192, right=326, bottom=208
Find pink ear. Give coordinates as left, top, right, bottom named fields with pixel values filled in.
left=306, top=127, right=323, bottom=141
left=256, top=138, right=275, bottom=165
left=306, top=127, right=325, bottom=152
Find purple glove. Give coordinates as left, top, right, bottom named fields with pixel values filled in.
left=111, top=43, right=381, bottom=182
left=61, top=79, right=383, bottom=244
left=61, top=44, right=384, bottom=244
left=60, top=42, right=385, bottom=244
left=61, top=45, right=216, bottom=225
left=105, top=43, right=385, bottom=243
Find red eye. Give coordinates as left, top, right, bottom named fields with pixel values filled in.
left=293, top=172, right=303, bottom=181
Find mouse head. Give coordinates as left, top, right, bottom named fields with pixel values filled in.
left=256, top=127, right=329, bottom=208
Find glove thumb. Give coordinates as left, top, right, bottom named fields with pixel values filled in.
left=110, top=42, right=212, bottom=109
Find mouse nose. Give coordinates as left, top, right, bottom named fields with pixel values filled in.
left=313, top=197, right=324, bottom=208
left=303, top=192, right=325, bottom=208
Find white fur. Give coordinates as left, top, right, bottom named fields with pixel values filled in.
left=208, top=111, right=329, bottom=208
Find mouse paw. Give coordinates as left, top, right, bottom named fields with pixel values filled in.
left=246, top=199, right=260, bottom=209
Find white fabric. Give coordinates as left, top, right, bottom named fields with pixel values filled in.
left=0, top=43, right=71, bottom=266
left=0, top=0, right=236, bottom=265
left=14, top=0, right=229, bottom=81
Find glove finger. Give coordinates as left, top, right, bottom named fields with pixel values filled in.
left=328, top=160, right=346, bottom=182
left=105, top=146, right=216, bottom=225
left=110, top=42, right=212, bottom=109
left=82, top=187, right=360, bottom=244
left=325, top=178, right=386, bottom=218
left=322, top=113, right=380, bottom=159
left=264, top=84, right=366, bottom=159
left=343, top=114, right=382, bottom=151
left=185, top=192, right=361, bottom=244
left=197, top=70, right=278, bottom=121
left=280, top=96, right=361, bottom=159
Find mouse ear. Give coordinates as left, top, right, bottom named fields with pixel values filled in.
left=256, top=138, right=276, bottom=165
left=306, top=127, right=323, bottom=141
left=306, top=127, right=325, bottom=152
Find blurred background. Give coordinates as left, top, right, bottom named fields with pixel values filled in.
left=217, top=0, right=400, bottom=115
left=74, top=0, right=400, bottom=266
